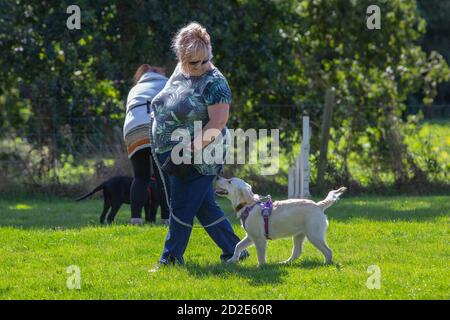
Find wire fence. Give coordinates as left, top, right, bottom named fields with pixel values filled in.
left=0, top=103, right=449, bottom=192
left=1, top=103, right=449, bottom=161
left=404, top=104, right=450, bottom=118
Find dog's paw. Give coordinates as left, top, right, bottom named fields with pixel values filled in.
left=226, top=257, right=239, bottom=264
left=279, top=260, right=292, bottom=265
left=257, top=263, right=267, bottom=268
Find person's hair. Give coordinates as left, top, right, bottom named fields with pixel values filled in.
left=172, top=22, right=212, bottom=73
left=133, top=64, right=152, bottom=84
left=133, top=64, right=165, bottom=84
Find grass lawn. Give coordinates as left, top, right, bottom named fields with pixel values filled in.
left=0, top=193, right=448, bottom=299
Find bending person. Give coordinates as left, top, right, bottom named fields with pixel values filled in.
left=123, top=64, right=169, bottom=225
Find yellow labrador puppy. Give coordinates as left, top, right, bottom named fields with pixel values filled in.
left=215, top=176, right=346, bottom=267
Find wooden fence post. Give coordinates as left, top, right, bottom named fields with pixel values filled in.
left=317, top=88, right=335, bottom=192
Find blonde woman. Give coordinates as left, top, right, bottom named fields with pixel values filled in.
left=151, top=22, right=248, bottom=266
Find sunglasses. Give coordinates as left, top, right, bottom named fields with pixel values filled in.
left=188, top=56, right=213, bottom=66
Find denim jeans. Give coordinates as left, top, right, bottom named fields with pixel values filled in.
left=156, top=151, right=241, bottom=264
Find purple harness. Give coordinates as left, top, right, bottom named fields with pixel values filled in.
left=240, top=195, right=273, bottom=240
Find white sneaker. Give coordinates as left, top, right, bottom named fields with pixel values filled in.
left=130, top=218, right=143, bottom=225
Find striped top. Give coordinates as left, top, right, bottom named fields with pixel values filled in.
left=123, top=72, right=168, bottom=158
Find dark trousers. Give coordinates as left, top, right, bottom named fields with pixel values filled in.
left=130, top=147, right=168, bottom=220
left=156, top=151, right=241, bottom=264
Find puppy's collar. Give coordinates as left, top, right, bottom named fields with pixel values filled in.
left=235, top=200, right=259, bottom=218
left=234, top=194, right=262, bottom=217
left=234, top=202, right=247, bottom=213
left=238, top=202, right=259, bottom=228
left=234, top=193, right=263, bottom=215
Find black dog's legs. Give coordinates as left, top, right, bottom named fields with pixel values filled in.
left=99, top=198, right=111, bottom=224
left=106, top=201, right=122, bottom=224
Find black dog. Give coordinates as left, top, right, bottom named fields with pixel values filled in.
left=76, top=176, right=168, bottom=224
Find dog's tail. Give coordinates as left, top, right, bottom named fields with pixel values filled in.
left=316, top=187, right=347, bottom=211
left=75, top=183, right=104, bottom=201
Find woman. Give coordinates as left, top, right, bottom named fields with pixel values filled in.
left=123, top=64, right=169, bottom=225
left=151, top=22, right=248, bottom=266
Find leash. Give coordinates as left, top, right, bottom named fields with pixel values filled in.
left=148, top=106, right=226, bottom=229
left=261, top=195, right=273, bottom=240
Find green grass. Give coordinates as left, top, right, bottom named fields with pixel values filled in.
left=0, top=194, right=448, bottom=299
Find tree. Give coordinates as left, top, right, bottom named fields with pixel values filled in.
left=0, top=0, right=448, bottom=188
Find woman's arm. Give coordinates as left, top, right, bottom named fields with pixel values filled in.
left=190, top=103, right=229, bottom=153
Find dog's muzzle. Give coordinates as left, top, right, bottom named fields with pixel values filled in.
left=214, top=188, right=228, bottom=196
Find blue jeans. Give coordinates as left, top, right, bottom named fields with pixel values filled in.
left=156, top=151, right=241, bottom=264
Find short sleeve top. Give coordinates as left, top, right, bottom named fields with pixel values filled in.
left=151, top=64, right=232, bottom=175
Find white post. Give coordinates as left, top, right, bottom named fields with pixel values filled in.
left=288, top=167, right=295, bottom=198
left=295, top=154, right=301, bottom=198
left=287, top=116, right=311, bottom=199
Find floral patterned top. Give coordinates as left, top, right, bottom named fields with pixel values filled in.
left=151, top=64, right=232, bottom=176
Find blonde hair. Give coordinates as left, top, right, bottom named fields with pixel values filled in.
left=172, top=22, right=212, bottom=74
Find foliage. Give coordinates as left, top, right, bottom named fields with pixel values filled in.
left=403, top=119, right=450, bottom=183
left=0, top=0, right=449, bottom=190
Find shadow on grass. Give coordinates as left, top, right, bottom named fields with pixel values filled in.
left=185, top=261, right=287, bottom=286
left=184, top=257, right=331, bottom=286
left=295, top=258, right=331, bottom=269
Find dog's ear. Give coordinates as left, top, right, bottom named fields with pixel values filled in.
left=239, top=187, right=255, bottom=204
